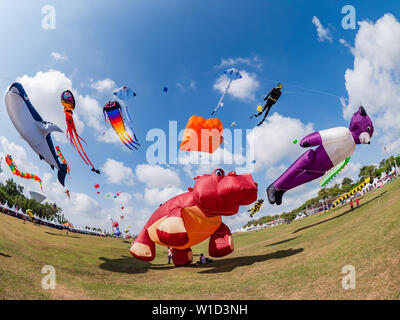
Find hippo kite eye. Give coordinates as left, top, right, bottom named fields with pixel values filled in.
left=215, top=169, right=224, bottom=177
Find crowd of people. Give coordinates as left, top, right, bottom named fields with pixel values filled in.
left=0, top=203, right=105, bottom=237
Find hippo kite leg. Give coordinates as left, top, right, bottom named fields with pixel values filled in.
left=129, top=229, right=156, bottom=261
left=209, top=223, right=234, bottom=257
left=172, top=247, right=193, bottom=266
left=267, top=149, right=327, bottom=205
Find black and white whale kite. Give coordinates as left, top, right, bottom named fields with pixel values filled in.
left=4, top=82, right=68, bottom=186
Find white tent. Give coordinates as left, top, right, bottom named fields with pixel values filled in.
left=4, top=201, right=11, bottom=210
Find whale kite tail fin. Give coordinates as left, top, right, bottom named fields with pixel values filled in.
left=57, top=163, right=68, bottom=186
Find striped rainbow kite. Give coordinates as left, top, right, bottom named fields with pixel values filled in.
left=103, top=101, right=140, bottom=150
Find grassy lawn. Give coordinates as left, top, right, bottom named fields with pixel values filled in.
left=1, top=179, right=399, bottom=299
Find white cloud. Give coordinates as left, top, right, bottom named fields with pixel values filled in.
left=102, top=158, right=134, bottom=185
left=98, top=127, right=123, bottom=144
left=312, top=16, right=333, bottom=42
left=17, top=70, right=83, bottom=143
left=37, top=171, right=147, bottom=234
left=178, top=148, right=234, bottom=167
left=215, top=56, right=262, bottom=70
left=223, top=211, right=252, bottom=231
left=50, top=52, right=68, bottom=62
left=112, top=192, right=132, bottom=206
left=17, top=69, right=120, bottom=147
left=329, top=161, right=362, bottom=186
left=213, top=69, right=260, bottom=101
left=266, top=164, right=287, bottom=180
left=0, top=136, right=30, bottom=168
left=282, top=184, right=321, bottom=209
left=135, top=164, right=181, bottom=188
left=70, top=192, right=99, bottom=214
left=143, top=186, right=185, bottom=206
left=90, top=78, right=116, bottom=92
left=0, top=137, right=147, bottom=235
left=133, top=192, right=143, bottom=201
left=339, top=38, right=354, bottom=53
left=40, top=175, right=114, bottom=231
left=223, top=181, right=322, bottom=231
left=177, top=146, right=248, bottom=178
left=0, top=136, right=41, bottom=191
left=247, top=112, right=314, bottom=172
left=76, top=94, right=103, bottom=132
left=176, top=80, right=196, bottom=91
left=0, top=147, right=113, bottom=232
left=122, top=207, right=153, bottom=234
left=341, top=14, right=400, bottom=153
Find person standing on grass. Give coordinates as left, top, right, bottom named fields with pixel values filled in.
left=356, top=198, right=359, bottom=208
left=167, top=247, right=173, bottom=264
left=350, top=200, right=354, bottom=211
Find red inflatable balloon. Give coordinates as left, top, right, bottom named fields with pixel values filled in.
left=130, top=169, right=257, bottom=266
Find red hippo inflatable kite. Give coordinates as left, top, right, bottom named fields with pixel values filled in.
left=130, top=169, right=258, bottom=266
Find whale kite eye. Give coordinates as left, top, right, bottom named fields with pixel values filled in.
left=215, top=169, right=224, bottom=177
left=367, top=126, right=371, bottom=132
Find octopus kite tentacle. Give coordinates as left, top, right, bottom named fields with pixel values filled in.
left=61, top=90, right=100, bottom=174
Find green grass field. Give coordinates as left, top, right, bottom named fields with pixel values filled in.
left=1, top=179, right=399, bottom=300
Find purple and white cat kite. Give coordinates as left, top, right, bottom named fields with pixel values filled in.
left=267, top=106, right=374, bottom=205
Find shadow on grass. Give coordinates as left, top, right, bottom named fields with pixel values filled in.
left=97, top=248, right=304, bottom=274
left=189, top=248, right=304, bottom=274
left=292, top=191, right=387, bottom=234
left=98, top=256, right=150, bottom=274
left=265, top=235, right=302, bottom=247
left=0, top=252, right=11, bottom=257
left=45, top=231, right=81, bottom=239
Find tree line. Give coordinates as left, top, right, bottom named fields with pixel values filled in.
left=0, top=178, right=104, bottom=233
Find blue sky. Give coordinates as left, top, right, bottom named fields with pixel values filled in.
left=0, top=1, right=399, bottom=233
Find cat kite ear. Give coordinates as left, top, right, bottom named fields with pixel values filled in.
left=359, top=106, right=367, bottom=116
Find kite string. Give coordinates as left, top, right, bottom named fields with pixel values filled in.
left=262, top=77, right=342, bottom=99
left=212, top=78, right=233, bottom=114
left=0, top=76, right=15, bottom=82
